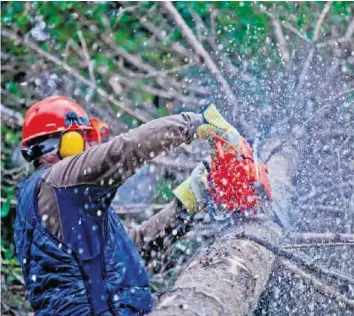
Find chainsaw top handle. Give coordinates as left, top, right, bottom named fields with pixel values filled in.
left=209, top=131, right=238, bottom=162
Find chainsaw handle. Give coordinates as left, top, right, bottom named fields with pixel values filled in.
left=210, top=132, right=238, bottom=163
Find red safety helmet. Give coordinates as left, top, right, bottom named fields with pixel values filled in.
left=22, top=95, right=93, bottom=147
left=21, top=96, right=110, bottom=162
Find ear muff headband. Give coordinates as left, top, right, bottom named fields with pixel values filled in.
left=59, top=131, right=85, bottom=159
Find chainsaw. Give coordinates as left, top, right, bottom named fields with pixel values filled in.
left=204, top=132, right=272, bottom=219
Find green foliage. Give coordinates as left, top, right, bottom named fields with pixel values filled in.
left=1, top=1, right=353, bottom=312
left=154, top=179, right=177, bottom=204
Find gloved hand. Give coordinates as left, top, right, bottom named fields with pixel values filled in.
left=173, top=161, right=209, bottom=213
left=197, top=104, right=236, bottom=138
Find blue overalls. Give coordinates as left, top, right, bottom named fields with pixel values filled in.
left=14, top=168, right=153, bottom=315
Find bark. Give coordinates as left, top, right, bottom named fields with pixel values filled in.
left=149, top=133, right=296, bottom=315
left=151, top=218, right=283, bottom=316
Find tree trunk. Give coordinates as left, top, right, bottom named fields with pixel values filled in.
left=150, top=138, right=295, bottom=315
left=151, top=218, right=283, bottom=316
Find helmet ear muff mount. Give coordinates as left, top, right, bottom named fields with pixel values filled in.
left=58, top=131, right=85, bottom=159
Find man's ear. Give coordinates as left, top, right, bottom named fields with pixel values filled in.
left=58, top=131, right=85, bottom=158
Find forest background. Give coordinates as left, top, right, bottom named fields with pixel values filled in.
left=1, top=1, right=354, bottom=315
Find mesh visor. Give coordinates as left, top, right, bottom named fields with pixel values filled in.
left=22, top=136, right=61, bottom=162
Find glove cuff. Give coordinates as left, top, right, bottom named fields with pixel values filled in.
left=173, top=177, right=198, bottom=213
left=201, top=104, right=235, bottom=132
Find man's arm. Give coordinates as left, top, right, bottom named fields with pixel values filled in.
left=45, top=113, right=202, bottom=187
left=128, top=199, right=195, bottom=260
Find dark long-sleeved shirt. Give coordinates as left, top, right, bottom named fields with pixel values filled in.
left=36, top=113, right=202, bottom=243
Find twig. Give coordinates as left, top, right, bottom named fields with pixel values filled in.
left=281, top=259, right=354, bottom=310
left=113, top=2, right=143, bottom=28
left=1, top=28, right=149, bottom=123
left=77, top=30, right=96, bottom=86
left=109, top=74, right=207, bottom=106
left=188, top=5, right=206, bottom=42
left=258, top=5, right=310, bottom=43
left=102, top=34, right=156, bottom=74
left=343, top=17, right=354, bottom=41
left=336, top=147, right=350, bottom=233
left=161, top=2, right=254, bottom=136
left=162, top=1, right=237, bottom=95
left=316, top=17, right=354, bottom=48
left=281, top=20, right=311, bottom=43
left=119, top=1, right=198, bottom=61
left=297, top=2, right=332, bottom=90
left=189, top=5, right=254, bottom=82
left=1, top=165, right=27, bottom=176
left=240, top=233, right=354, bottom=286
left=113, top=61, right=199, bottom=80
left=103, top=35, right=209, bottom=99
left=268, top=86, right=353, bottom=157
left=64, top=38, right=84, bottom=63
left=1, top=88, right=26, bottom=105
left=289, top=232, right=354, bottom=243
left=319, top=87, right=354, bottom=102
left=0, top=103, right=23, bottom=126
left=283, top=242, right=354, bottom=249
left=260, top=5, right=290, bottom=63
left=298, top=204, right=342, bottom=212
left=150, top=156, right=197, bottom=171
left=313, top=2, right=332, bottom=42
left=271, top=15, right=290, bottom=64
left=112, top=203, right=169, bottom=214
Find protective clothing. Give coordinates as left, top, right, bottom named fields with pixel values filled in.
left=15, top=167, right=153, bottom=315
left=16, top=110, right=202, bottom=314
left=22, top=96, right=93, bottom=145
left=197, top=104, right=235, bottom=138
left=173, top=129, right=242, bottom=213
left=21, top=96, right=109, bottom=161
left=173, top=162, right=208, bottom=213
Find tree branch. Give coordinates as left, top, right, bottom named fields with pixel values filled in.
left=0, top=103, right=23, bottom=126
left=281, top=259, right=354, bottom=310
left=283, top=242, right=354, bottom=249
left=77, top=30, right=96, bottom=86
left=102, top=34, right=209, bottom=101
left=112, top=2, right=144, bottom=28
left=241, top=233, right=354, bottom=286
left=259, top=6, right=290, bottom=63
left=109, top=74, right=208, bottom=106
left=313, top=2, right=332, bottom=42
left=113, top=203, right=169, bottom=214
left=119, top=1, right=198, bottom=61
left=258, top=5, right=311, bottom=43
left=288, top=232, right=354, bottom=243
left=297, top=2, right=332, bottom=89
left=1, top=28, right=149, bottom=123
left=189, top=5, right=255, bottom=82
left=161, top=2, right=254, bottom=136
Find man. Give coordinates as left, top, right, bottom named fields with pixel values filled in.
left=15, top=96, right=234, bottom=315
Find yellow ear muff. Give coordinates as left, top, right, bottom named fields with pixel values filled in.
left=59, top=131, right=85, bottom=158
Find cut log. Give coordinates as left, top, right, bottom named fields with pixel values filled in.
left=151, top=218, right=283, bottom=316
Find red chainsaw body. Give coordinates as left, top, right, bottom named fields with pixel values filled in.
left=207, top=134, right=272, bottom=213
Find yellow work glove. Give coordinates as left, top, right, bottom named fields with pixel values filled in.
left=197, top=104, right=236, bottom=138
left=173, top=161, right=209, bottom=213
